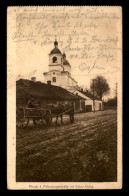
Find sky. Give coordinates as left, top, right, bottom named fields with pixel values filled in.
left=8, top=6, right=122, bottom=100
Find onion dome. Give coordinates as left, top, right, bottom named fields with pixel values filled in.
left=63, top=52, right=66, bottom=59
left=50, top=39, right=62, bottom=55
left=63, top=59, right=70, bottom=65
left=63, top=52, right=71, bottom=66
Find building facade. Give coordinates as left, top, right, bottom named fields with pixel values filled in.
left=70, top=89, right=103, bottom=112
left=43, top=40, right=78, bottom=90
left=43, top=39, right=103, bottom=112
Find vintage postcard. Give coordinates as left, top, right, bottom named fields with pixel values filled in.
left=7, top=6, right=122, bottom=189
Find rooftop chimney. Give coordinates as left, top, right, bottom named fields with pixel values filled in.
left=31, top=77, right=36, bottom=82
left=47, top=80, right=51, bottom=85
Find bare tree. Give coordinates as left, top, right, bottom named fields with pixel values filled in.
left=113, top=83, right=117, bottom=99
left=90, top=75, right=110, bottom=100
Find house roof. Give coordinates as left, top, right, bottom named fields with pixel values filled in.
left=78, top=90, right=102, bottom=101
left=16, top=79, right=85, bottom=101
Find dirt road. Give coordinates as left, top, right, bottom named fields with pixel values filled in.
left=16, top=109, right=117, bottom=182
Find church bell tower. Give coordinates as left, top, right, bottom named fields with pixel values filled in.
left=48, top=39, right=64, bottom=72
left=43, top=39, right=78, bottom=89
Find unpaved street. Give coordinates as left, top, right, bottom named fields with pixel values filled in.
left=16, top=109, right=117, bottom=182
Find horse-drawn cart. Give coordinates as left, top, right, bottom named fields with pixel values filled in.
left=16, top=107, right=52, bottom=128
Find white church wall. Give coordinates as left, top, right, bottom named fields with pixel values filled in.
left=43, top=73, right=52, bottom=84
left=68, top=76, right=72, bottom=86
left=70, top=78, right=77, bottom=87
left=63, top=65, right=71, bottom=74
left=60, top=74, right=68, bottom=87
left=43, top=71, right=60, bottom=86
left=51, top=72, right=62, bottom=86
left=49, top=65, right=63, bottom=72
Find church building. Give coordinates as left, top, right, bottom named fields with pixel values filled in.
left=43, top=39, right=103, bottom=112
left=43, top=40, right=78, bottom=90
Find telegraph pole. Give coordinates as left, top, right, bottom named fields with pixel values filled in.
left=93, top=79, right=95, bottom=113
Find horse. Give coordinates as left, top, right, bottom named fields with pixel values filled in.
left=64, top=103, right=74, bottom=123
left=46, top=103, right=74, bottom=125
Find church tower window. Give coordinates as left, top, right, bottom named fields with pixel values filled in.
left=53, top=77, right=56, bottom=82
left=53, top=56, right=57, bottom=63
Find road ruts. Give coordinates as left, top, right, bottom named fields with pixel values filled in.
left=16, top=109, right=117, bottom=182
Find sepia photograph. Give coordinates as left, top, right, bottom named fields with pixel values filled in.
left=7, top=6, right=122, bottom=189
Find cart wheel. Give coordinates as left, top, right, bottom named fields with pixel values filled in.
left=35, top=118, right=47, bottom=126
left=16, top=116, right=29, bottom=129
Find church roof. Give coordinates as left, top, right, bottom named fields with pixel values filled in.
left=50, top=47, right=62, bottom=55
left=62, top=52, right=71, bottom=66
left=63, top=59, right=71, bottom=66
left=50, top=39, right=62, bottom=55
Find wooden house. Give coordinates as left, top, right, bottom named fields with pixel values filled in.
left=16, top=79, right=85, bottom=112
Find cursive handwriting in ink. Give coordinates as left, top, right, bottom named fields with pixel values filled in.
left=79, top=61, right=105, bottom=73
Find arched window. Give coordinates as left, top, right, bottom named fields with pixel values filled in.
left=53, top=56, right=57, bottom=63
left=53, top=77, right=56, bottom=83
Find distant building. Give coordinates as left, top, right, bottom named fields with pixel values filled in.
left=43, top=39, right=79, bottom=90
left=69, top=89, right=103, bottom=112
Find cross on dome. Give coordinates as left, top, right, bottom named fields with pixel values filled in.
left=54, top=39, right=58, bottom=47
left=50, top=39, right=62, bottom=54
